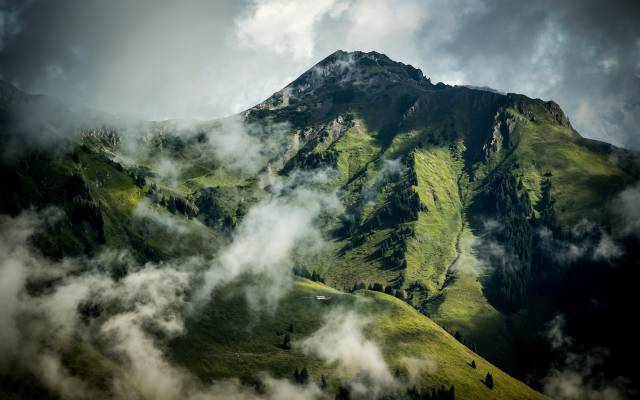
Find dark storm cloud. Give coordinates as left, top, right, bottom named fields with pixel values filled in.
left=1, top=0, right=639, bottom=148
left=424, top=0, right=640, bottom=149
left=0, top=0, right=277, bottom=119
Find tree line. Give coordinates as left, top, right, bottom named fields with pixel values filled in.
left=292, top=265, right=326, bottom=283
left=481, top=169, right=561, bottom=313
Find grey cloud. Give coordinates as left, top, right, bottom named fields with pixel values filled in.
left=301, top=307, right=439, bottom=397
left=300, top=307, right=399, bottom=398
left=363, top=157, right=404, bottom=203
left=203, top=116, right=291, bottom=176
left=536, top=219, right=623, bottom=265
left=1, top=0, right=638, bottom=148
left=545, top=314, right=573, bottom=350
left=0, top=0, right=287, bottom=120
left=149, top=156, right=183, bottom=186
left=0, top=210, right=192, bottom=397
left=612, top=182, right=640, bottom=236
left=426, top=0, right=640, bottom=149
left=398, top=356, right=438, bottom=386
left=542, top=314, right=632, bottom=400
left=0, top=209, right=333, bottom=400
left=104, top=115, right=291, bottom=187
left=133, top=199, right=202, bottom=236
left=195, top=168, right=343, bottom=311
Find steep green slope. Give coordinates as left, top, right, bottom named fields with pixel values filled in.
left=0, top=142, right=225, bottom=261
left=501, top=100, right=633, bottom=226
left=405, top=147, right=464, bottom=295
left=171, top=278, right=544, bottom=400
left=0, top=279, right=545, bottom=400
left=425, top=226, right=514, bottom=372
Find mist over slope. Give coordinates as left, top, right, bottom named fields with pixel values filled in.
left=1, top=50, right=639, bottom=399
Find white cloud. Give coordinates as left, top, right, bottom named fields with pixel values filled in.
left=301, top=308, right=398, bottom=397
left=613, top=182, right=640, bottom=236
left=545, top=314, right=573, bottom=350
left=4, top=1, right=638, bottom=149
left=134, top=199, right=195, bottom=236
left=236, top=0, right=349, bottom=59
left=342, top=0, right=429, bottom=52
left=196, top=169, right=343, bottom=310
left=0, top=209, right=331, bottom=400
left=542, top=314, right=631, bottom=400
left=399, top=356, right=437, bottom=385
left=203, top=116, right=291, bottom=175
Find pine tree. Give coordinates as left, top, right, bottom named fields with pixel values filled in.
left=396, top=272, right=405, bottom=288
left=537, top=174, right=557, bottom=230
left=484, top=372, right=494, bottom=389
left=254, top=380, right=266, bottom=394
left=282, top=333, right=291, bottom=350
left=167, top=196, right=177, bottom=213
left=470, top=360, right=476, bottom=369
left=320, top=375, right=328, bottom=390
left=300, top=367, right=309, bottom=384
left=335, top=385, right=350, bottom=400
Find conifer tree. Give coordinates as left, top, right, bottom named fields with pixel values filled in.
left=320, top=375, right=328, bottom=390
left=484, top=372, right=494, bottom=389
left=300, top=367, right=309, bottom=384
left=335, top=385, right=350, bottom=400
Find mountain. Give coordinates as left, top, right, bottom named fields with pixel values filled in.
left=251, top=51, right=640, bottom=385
left=1, top=50, right=639, bottom=399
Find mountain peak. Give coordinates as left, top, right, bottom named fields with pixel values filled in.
left=288, top=50, right=433, bottom=93
left=254, top=51, right=438, bottom=112
left=319, top=49, right=392, bottom=65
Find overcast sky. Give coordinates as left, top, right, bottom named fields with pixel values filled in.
left=1, top=0, right=639, bottom=148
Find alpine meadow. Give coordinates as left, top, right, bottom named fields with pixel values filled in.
left=1, top=1, right=640, bottom=399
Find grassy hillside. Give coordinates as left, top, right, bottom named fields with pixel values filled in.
left=0, top=123, right=270, bottom=263
left=171, top=278, right=545, bottom=400
left=502, top=102, right=633, bottom=226
left=405, top=147, right=463, bottom=294
left=425, top=227, right=514, bottom=371
left=0, top=279, right=545, bottom=400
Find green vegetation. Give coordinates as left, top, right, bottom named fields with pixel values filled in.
left=3, top=50, right=639, bottom=398
left=426, top=227, right=514, bottom=368
left=405, top=147, right=463, bottom=296
left=334, top=122, right=380, bottom=185
left=170, top=279, right=544, bottom=400
left=504, top=102, right=632, bottom=226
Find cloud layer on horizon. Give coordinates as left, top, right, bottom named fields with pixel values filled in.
left=1, top=0, right=639, bottom=148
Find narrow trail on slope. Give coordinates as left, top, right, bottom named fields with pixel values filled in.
left=440, top=219, right=465, bottom=291
left=439, top=169, right=468, bottom=291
